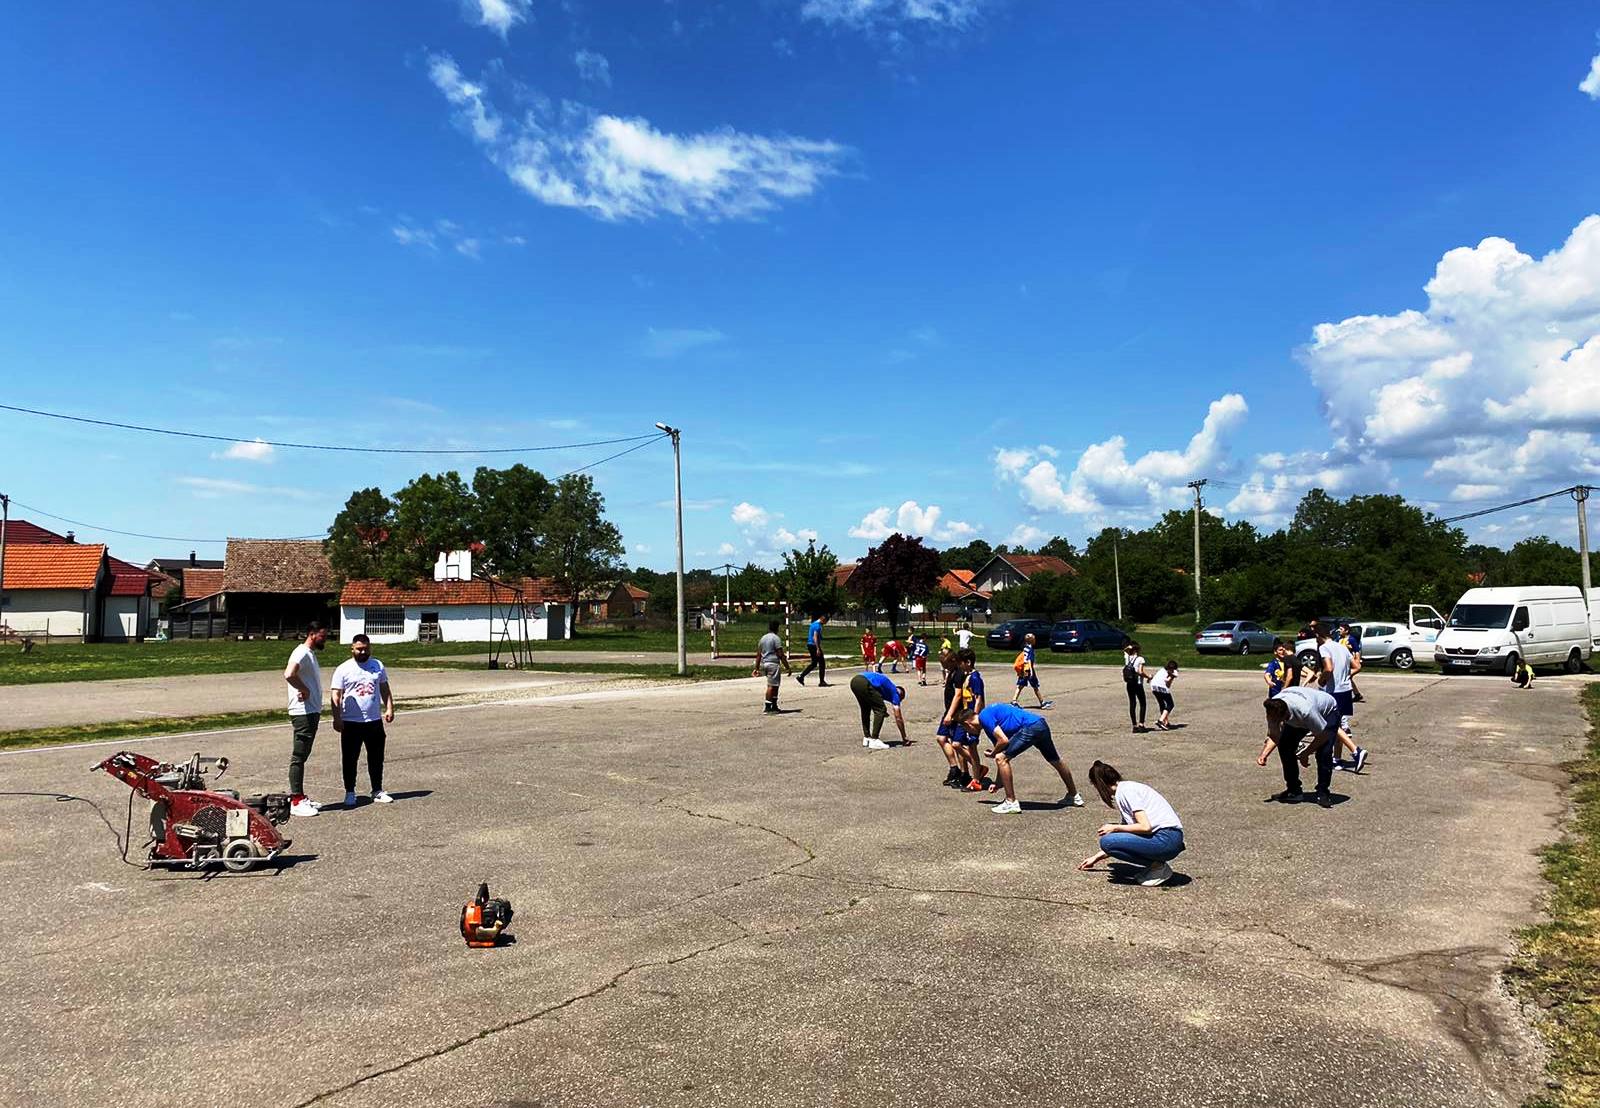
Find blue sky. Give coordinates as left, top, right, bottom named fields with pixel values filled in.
left=4, top=1, right=1600, bottom=569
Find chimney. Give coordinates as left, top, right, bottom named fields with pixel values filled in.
left=65, top=531, right=76, bottom=543
left=190, top=550, right=197, bottom=567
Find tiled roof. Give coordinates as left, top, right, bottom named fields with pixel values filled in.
left=222, top=540, right=336, bottom=595
left=1, top=544, right=107, bottom=591
left=1002, top=554, right=1076, bottom=578
left=938, top=570, right=990, bottom=598
left=340, top=576, right=568, bottom=607
left=183, top=568, right=226, bottom=600
left=150, top=557, right=225, bottom=574
left=833, top=563, right=858, bottom=587
left=107, top=556, right=157, bottom=597
left=620, top=583, right=650, bottom=599
left=3, top=520, right=72, bottom=545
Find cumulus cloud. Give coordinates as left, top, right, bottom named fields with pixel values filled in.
left=995, top=395, right=1249, bottom=517
left=1221, top=449, right=1365, bottom=526
left=428, top=54, right=848, bottom=223
left=1006, top=523, right=1051, bottom=548
left=1582, top=51, right=1600, bottom=99
left=800, top=0, right=986, bottom=30
left=465, top=0, right=531, bottom=38
left=848, top=500, right=978, bottom=542
left=717, top=541, right=738, bottom=556
left=731, top=502, right=771, bottom=528
left=214, top=438, right=274, bottom=463
left=575, top=49, right=612, bottom=87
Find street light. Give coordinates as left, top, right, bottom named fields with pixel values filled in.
left=656, top=423, right=687, bottom=676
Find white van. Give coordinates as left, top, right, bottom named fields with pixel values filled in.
left=1434, top=586, right=1591, bottom=675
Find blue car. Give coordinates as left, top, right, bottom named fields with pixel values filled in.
left=1049, top=619, right=1129, bottom=653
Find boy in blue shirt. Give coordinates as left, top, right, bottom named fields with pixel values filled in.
left=1010, top=632, right=1053, bottom=709
left=942, top=648, right=990, bottom=790
left=912, top=634, right=930, bottom=686
left=849, top=669, right=908, bottom=750
left=959, top=702, right=1084, bottom=815
left=798, top=614, right=831, bottom=687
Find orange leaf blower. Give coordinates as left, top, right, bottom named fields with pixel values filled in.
left=460, top=882, right=515, bottom=948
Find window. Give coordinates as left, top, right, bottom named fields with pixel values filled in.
left=1511, top=607, right=1531, bottom=633
left=364, top=606, right=404, bottom=636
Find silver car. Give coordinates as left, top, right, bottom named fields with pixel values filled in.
left=1194, top=620, right=1277, bottom=655
left=1350, top=621, right=1422, bottom=670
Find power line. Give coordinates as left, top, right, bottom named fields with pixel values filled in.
left=0, top=402, right=661, bottom=456
left=1435, top=486, right=1580, bottom=526
left=6, top=435, right=671, bottom=547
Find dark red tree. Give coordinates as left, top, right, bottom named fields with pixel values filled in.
left=848, top=533, right=942, bottom=637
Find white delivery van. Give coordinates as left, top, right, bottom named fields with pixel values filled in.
left=1434, top=586, right=1591, bottom=675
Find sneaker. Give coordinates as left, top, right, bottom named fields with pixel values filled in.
left=1316, top=792, right=1334, bottom=809
left=1155, top=721, right=1168, bottom=731
left=818, top=682, right=832, bottom=687
left=1063, top=792, right=1085, bottom=808
left=1040, top=700, right=1055, bottom=709
left=307, top=798, right=324, bottom=810
left=1271, top=789, right=1303, bottom=803
left=991, top=798, right=1022, bottom=814
left=344, top=791, right=358, bottom=809
left=1139, top=862, right=1174, bottom=887
left=290, top=798, right=319, bottom=818
left=862, top=736, right=872, bottom=747
left=1353, top=747, right=1369, bottom=774
left=797, top=674, right=806, bottom=686
left=372, top=790, right=393, bottom=804
left=763, top=703, right=779, bottom=714
left=943, top=766, right=962, bottom=784
left=865, top=738, right=892, bottom=750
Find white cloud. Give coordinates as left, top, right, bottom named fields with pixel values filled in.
left=1006, top=523, right=1050, bottom=548
left=1582, top=52, right=1600, bottom=99
left=1449, top=484, right=1506, bottom=501
left=633, top=543, right=651, bottom=554
left=214, top=438, right=274, bottom=463
left=800, top=0, right=986, bottom=30
left=731, top=502, right=770, bottom=528
left=465, top=0, right=531, bottom=38
left=575, top=49, right=612, bottom=87
left=643, top=326, right=726, bottom=359
left=454, top=237, right=482, bottom=259
left=848, top=500, right=978, bottom=542
left=717, top=542, right=738, bottom=556
left=1222, top=450, right=1365, bottom=526
left=996, top=395, right=1249, bottom=517
left=428, top=54, right=847, bottom=222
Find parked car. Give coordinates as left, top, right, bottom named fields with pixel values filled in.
left=1294, top=616, right=1361, bottom=671
left=986, top=619, right=1056, bottom=650
left=1194, top=620, right=1276, bottom=655
left=1049, top=619, right=1129, bottom=653
left=1348, top=621, right=1421, bottom=669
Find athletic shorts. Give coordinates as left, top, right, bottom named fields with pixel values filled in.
left=1332, top=690, right=1354, bottom=719
left=999, top=720, right=1057, bottom=762
left=1153, top=689, right=1174, bottom=712
left=1016, top=672, right=1039, bottom=689
left=915, top=657, right=926, bottom=672
left=761, top=661, right=782, bottom=688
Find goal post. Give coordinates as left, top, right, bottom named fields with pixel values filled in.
left=710, top=600, right=791, bottom=659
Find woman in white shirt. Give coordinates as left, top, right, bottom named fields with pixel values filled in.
left=1120, top=641, right=1149, bottom=733
left=1077, top=760, right=1185, bottom=887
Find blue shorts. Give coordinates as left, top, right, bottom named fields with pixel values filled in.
left=999, top=720, right=1057, bottom=762
left=1015, top=673, right=1039, bottom=689
left=1332, top=690, right=1354, bottom=719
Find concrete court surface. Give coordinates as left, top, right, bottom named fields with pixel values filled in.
left=0, top=667, right=1586, bottom=1107
left=0, top=665, right=611, bottom=730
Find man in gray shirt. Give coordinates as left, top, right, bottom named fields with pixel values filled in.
left=1263, top=685, right=1349, bottom=808
left=754, top=619, right=793, bottom=715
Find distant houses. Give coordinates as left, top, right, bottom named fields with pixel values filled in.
left=0, top=519, right=164, bottom=641
left=339, top=549, right=572, bottom=643
left=167, top=539, right=337, bottom=639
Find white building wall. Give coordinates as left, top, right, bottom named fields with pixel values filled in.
left=341, top=602, right=569, bottom=643
left=102, top=596, right=145, bottom=641
left=5, top=589, right=90, bottom=638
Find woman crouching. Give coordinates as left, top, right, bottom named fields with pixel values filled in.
left=1077, top=761, right=1185, bottom=887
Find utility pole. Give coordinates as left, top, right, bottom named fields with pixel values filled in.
left=718, top=562, right=737, bottom=613
left=0, top=492, right=8, bottom=632
left=655, top=423, right=687, bottom=676
left=1112, top=529, right=1123, bottom=622
left=1577, top=485, right=1592, bottom=600
left=1187, top=479, right=1207, bottom=626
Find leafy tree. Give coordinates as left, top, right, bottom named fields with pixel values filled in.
left=1504, top=536, right=1583, bottom=587
left=471, top=464, right=553, bottom=579
left=534, top=474, right=626, bottom=635
left=389, top=471, right=476, bottom=584
left=848, top=533, right=942, bottom=636
left=1036, top=535, right=1080, bottom=564
left=325, top=486, right=397, bottom=584
left=780, top=540, right=841, bottom=618
left=939, top=538, right=993, bottom=573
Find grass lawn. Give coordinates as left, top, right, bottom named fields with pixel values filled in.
left=1510, top=683, right=1600, bottom=1107
left=0, top=638, right=490, bottom=686
left=0, top=709, right=286, bottom=752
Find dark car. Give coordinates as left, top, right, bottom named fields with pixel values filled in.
left=1049, top=619, right=1129, bottom=653
left=986, top=619, right=1056, bottom=650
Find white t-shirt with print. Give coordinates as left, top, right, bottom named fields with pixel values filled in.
left=1319, top=640, right=1354, bottom=693
left=286, top=643, right=322, bottom=716
left=331, top=657, right=389, bottom=723
left=1116, top=781, right=1182, bottom=831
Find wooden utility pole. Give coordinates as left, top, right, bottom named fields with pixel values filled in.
left=1577, top=485, right=1592, bottom=599
left=1187, top=479, right=1207, bottom=626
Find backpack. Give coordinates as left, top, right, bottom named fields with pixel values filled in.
left=1013, top=652, right=1028, bottom=676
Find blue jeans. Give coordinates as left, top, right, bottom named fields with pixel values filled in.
left=1100, top=827, right=1184, bottom=865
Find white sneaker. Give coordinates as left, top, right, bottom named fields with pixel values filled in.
left=1064, top=792, right=1085, bottom=807
left=307, top=798, right=323, bottom=810
left=1139, top=862, right=1174, bottom=887
left=371, top=790, right=393, bottom=804
left=344, top=791, right=358, bottom=808
left=865, top=738, right=892, bottom=750
left=862, top=736, right=872, bottom=747
left=992, top=798, right=1022, bottom=814
left=290, top=798, right=319, bottom=818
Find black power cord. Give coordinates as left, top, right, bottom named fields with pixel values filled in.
left=0, top=790, right=148, bottom=868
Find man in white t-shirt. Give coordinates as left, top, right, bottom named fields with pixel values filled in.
left=283, top=621, right=329, bottom=818
left=330, top=633, right=395, bottom=807
left=1263, top=685, right=1348, bottom=808
left=956, top=625, right=974, bottom=652
left=1316, top=622, right=1368, bottom=773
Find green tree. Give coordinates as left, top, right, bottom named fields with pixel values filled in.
left=939, top=538, right=993, bottom=574
left=1504, top=536, right=1582, bottom=587
left=471, top=464, right=553, bottom=579
left=780, top=540, right=841, bottom=618
left=1037, top=535, right=1080, bottom=564
left=848, top=533, right=942, bottom=636
left=535, top=474, right=626, bottom=635
left=389, top=471, right=476, bottom=585
left=325, top=486, right=397, bottom=584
